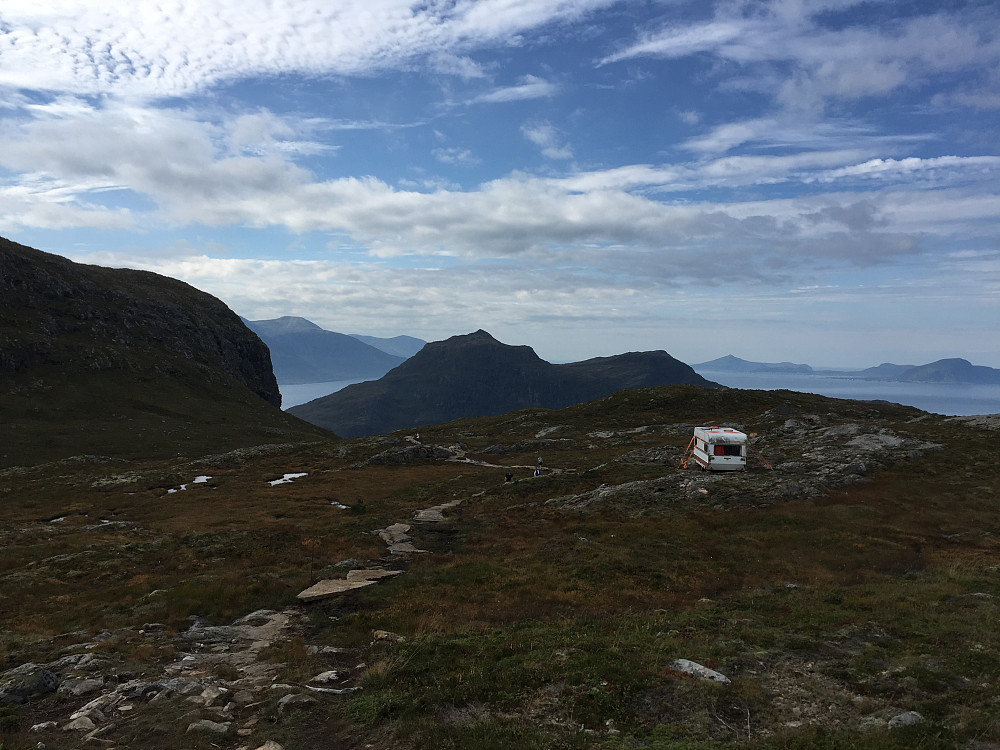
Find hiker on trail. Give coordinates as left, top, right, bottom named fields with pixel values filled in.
left=505, top=471, right=513, bottom=483
left=537, top=456, right=543, bottom=466
left=534, top=468, right=541, bottom=477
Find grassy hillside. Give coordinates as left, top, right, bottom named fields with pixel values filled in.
left=0, top=365, right=331, bottom=468
left=1, top=385, right=997, bottom=749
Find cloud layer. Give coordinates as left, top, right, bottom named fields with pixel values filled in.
left=1, top=0, right=998, bottom=367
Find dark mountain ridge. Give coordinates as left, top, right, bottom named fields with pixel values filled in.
left=245, top=316, right=405, bottom=384
left=288, top=329, right=716, bottom=437
left=1, top=238, right=328, bottom=467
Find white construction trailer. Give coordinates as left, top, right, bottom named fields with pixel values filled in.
left=685, top=426, right=747, bottom=471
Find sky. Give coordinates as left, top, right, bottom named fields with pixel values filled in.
left=1, top=0, right=998, bottom=368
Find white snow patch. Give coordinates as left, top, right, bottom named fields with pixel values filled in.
left=331, top=501, right=348, bottom=509
left=167, top=475, right=212, bottom=493
left=269, top=472, right=308, bottom=486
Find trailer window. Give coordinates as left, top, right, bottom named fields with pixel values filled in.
left=714, top=444, right=742, bottom=457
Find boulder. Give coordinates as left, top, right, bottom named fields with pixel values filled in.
left=58, top=677, right=103, bottom=697
left=297, top=578, right=377, bottom=602
left=61, top=716, right=96, bottom=732
left=888, top=710, right=924, bottom=729
left=671, top=659, right=731, bottom=684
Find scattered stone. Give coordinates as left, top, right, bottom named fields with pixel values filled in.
left=175, top=624, right=248, bottom=644
left=387, top=541, right=429, bottom=554
left=277, top=693, right=317, bottom=711
left=232, top=689, right=256, bottom=706
left=345, top=568, right=403, bottom=582
left=186, top=718, right=231, bottom=734
left=58, top=677, right=103, bottom=696
left=61, top=716, right=96, bottom=732
left=162, top=677, right=203, bottom=695
left=888, top=710, right=924, bottom=728
left=200, top=684, right=229, bottom=706
left=70, top=707, right=107, bottom=725
left=31, top=721, right=57, bottom=732
left=377, top=523, right=412, bottom=544
left=414, top=508, right=446, bottom=521
left=255, top=741, right=285, bottom=750
left=234, top=609, right=278, bottom=625
left=297, top=578, right=378, bottom=602
left=671, top=659, right=731, bottom=684
left=306, top=644, right=349, bottom=655
left=310, top=670, right=341, bottom=684
left=372, top=630, right=406, bottom=645
left=303, top=684, right=359, bottom=695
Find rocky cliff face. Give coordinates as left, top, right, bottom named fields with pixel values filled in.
left=0, top=237, right=329, bottom=467
left=1, top=237, right=279, bottom=406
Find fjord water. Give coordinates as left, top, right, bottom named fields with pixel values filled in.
left=280, top=379, right=366, bottom=409
left=279, top=373, right=1000, bottom=416
left=694, top=370, right=1000, bottom=416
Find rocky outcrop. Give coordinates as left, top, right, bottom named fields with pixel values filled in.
left=1, top=237, right=279, bottom=406
left=545, top=411, right=943, bottom=513
left=1, top=238, right=329, bottom=467
left=2, top=609, right=357, bottom=744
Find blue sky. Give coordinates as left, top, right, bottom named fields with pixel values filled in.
left=1, top=0, right=998, bottom=367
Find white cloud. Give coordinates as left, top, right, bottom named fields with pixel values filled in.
left=2, top=101, right=997, bottom=271
left=601, top=3, right=1000, bottom=112
left=818, top=156, right=1000, bottom=183
left=432, top=146, right=480, bottom=165
left=521, top=122, right=572, bottom=159
left=474, top=75, right=558, bottom=103
left=599, top=20, right=748, bottom=65
left=0, top=1, right=615, bottom=98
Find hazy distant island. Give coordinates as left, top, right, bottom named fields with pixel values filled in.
left=695, top=355, right=1000, bottom=385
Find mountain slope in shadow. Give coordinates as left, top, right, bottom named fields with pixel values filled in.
left=288, top=329, right=716, bottom=437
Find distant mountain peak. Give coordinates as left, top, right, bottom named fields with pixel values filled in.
left=289, top=331, right=715, bottom=437
left=445, top=329, right=501, bottom=344
left=248, top=316, right=323, bottom=334
left=244, top=317, right=406, bottom=385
